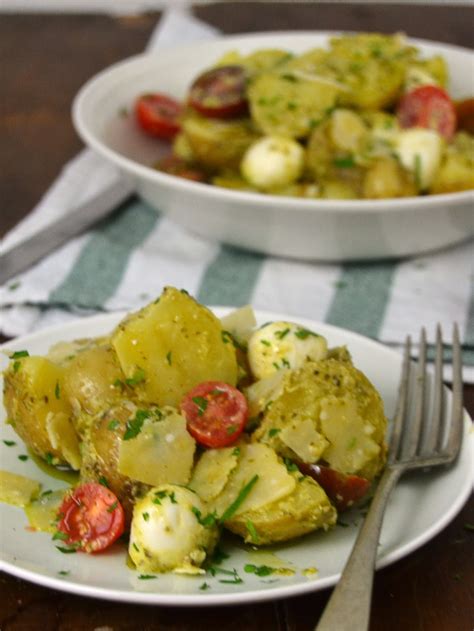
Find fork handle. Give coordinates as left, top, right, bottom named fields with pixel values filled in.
left=315, top=466, right=403, bottom=631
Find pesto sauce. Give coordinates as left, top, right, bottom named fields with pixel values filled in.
left=27, top=449, right=79, bottom=485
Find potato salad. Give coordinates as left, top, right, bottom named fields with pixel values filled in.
left=1, top=287, right=387, bottom=575
left=134, top=33, right=474, bottom=199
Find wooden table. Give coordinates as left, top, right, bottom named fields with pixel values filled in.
left=1, top=4, right=473, bottom=630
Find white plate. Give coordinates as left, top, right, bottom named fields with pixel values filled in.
left=72, top=31, right=474, bottom=261
left=1, top=309, right=473, bottom=606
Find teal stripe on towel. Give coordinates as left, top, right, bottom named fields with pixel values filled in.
left=197, top=246, right=264, bottom=307
left=50, top=199, right=159, bottom=309
left=325, top=262, right=396, bottom=339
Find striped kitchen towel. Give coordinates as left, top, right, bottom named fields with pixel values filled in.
left=1, top=8, right=473, bottom=382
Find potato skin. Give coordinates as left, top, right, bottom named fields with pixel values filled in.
left=225, top=474, right=337, bottom=544
left=3, top=356, right=72, bottom=464
left=79, top=402, right=148, bottom=525
left=62, top=342, right=130, bottom=421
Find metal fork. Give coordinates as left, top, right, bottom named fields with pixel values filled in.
left=315, top=325, right=464, bottom=631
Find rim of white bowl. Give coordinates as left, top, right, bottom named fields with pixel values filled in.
left=72, top=30, right=474, bottom=216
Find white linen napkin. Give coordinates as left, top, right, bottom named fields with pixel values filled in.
left=1, top=8, right=473, bottom=383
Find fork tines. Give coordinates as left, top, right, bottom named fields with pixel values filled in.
left=388, top=324, right=463, bottom=468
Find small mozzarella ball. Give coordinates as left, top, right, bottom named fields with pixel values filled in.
left=395, top=128, right=443, bottom=189
left=247, top=321, right=328, bottom=380
left=129, top=484, right=218, bottom=575
left=241, top=136, right=304, bottom=190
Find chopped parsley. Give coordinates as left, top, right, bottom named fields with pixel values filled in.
left=125, top=368, right=146, bottom=387
left=45, top=452, right=54, bottom=465
left=8, top=281, right=21, bottom=291
left=268, top=428, right=281, bottom=438
left=192, top=396, right=208, bottom=417
left=294, top=328, right=319, bottom=340
left=58, top=570, right=70, bottom=576
left=11, top=350, right=29, bottom=359
left=283, top=458, right=298, bottom=473
left=220, top=475, right=259, bottom=523
left=132, top=542, right=140, bottom=552
left=232, top=447, right=241, bottom=457
left=244, top=564, right=276, bottom=577
left=275, top=328, right=290, bottom=340
left=123, top=409, right=151, bottom=440
left=52, top=531, right=69, bottom=541
left=192, top=506, right=218, bottom=528
left=107, top=501, right=118, bottom=513
left=138, top=574, right=157, bottom=580
left=333, top=156, right=355, bottom=169
left=56, top=545, right=78, bottom=554
left=199, top=582, right=210, bottom=591
left=210, top=546, right=229, bottom=565
left=260, top=339, right=271, bottom=347
left=18, top=454, right=28, bottom=462
left=107, top=419, right=120, bottom=431
left=55, top=381, right=61, bottom=400
left=166, top=351, right=172, bottom=366
left=246, top=519, right=259, bottom=544
left=226, top=424, right=238, bottom=435
left=98, top=476, right=109, bottom=488
left=3, top=440, right=16, bottom=447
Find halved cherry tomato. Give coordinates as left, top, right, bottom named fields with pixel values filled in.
left=180, top=380, right=248, bottom=448
left=156, top=155, right=207, bottom=183
left=297, top=462, right=371, bottom=511
left=188, top=65, right=248, bottom=119
left=135, top=93, right=183, bottom=140
left=396, top=85, right=457, bottom=140
left=57, top=483, right=125, bottom=553
left=455, top=98, right=474, bottom=134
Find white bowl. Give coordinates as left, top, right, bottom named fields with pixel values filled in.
left=72, top=31, right=474, bottom=261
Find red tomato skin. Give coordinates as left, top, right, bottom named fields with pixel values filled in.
left=180, top=381, right=248, bottom=448
left=397, top=85, right=457, bottom=140
left=188, top=65, right=248, bottom=119
left=57, top=483, right=125, bottom=553
left=135, top=93, right=183, bottom=140
left=297, top=462, right=371, bottom=511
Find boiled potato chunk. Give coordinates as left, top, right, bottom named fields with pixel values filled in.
left=253, top=358, right=387, bottom=480
left=112, top=287, right=238, bottom=407
left=326, top=33, right=417, bottom=110
left=362, top=157, right=416, bottom=199
left=248, top=71, right=339, bottom=139
left=79, top=401, right=149, bottom=524
left=431, top=132, right=474, bottom=194
left=181, top=113, right=258, bottom=170
left=189, top=446, right=239, bottom=502
left=25, top=489, right=67, bottom=532
left=212, top=443, right=296, bottom=518
left=0, top=470, right=41, bottom=507
left=3, top=355, right=75, bottom=466
left=118, top=407, right=196, bottom=487
left=225, top=473, right=337, bottom=544
left=62, top=342, right=128, bottom=420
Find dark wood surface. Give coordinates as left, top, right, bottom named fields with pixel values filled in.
left=1, top=4, right=473, bottom=630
